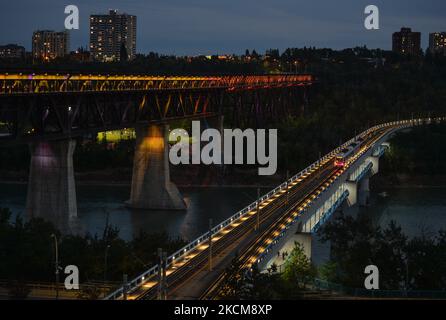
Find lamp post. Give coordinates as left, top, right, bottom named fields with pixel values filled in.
left=405, top=260, right=409, bottom=296
left=285, top=171, right=289, bottom=206
left=104, top=244, right=111, bottom=283
left=208, top=219, right=213, bottom=271
left=256, top=188, right=260, bottom=231
left=50, top=234, right=59, bottom=300
left=157, top=248, right=163, bottom=300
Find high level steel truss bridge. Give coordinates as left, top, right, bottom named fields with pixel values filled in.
left=0, top=74, right=314, bottom=144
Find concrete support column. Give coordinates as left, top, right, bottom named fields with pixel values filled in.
left=262, top=232, right=312, bottom=270
left=345, top=181, right=358, bottom=206
left=128, top=124, right=186, bottom=210
left=217, top=115, right=224, bottom=136
left=358, top=176, right=370, bottom=206
left=295, top=233, right=313, bottom=260
left=368, top=155, right=380, bottom=176
left=215, top=115, right=225, bottom=166
left=25, top=139, right=77, bottom=233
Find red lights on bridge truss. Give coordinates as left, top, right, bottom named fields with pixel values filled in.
left=0, top=74, right=314, bottom=94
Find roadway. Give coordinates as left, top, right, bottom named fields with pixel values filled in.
left=122, top=125, right=394, bottom=300
left=201, top=126, right=394, bottom=299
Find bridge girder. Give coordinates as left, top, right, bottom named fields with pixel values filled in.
left=0, top=74, right=314, bottom=144
left=0, top=74, right=313, bottom=95
left=0, top=89, right=224, bottom=144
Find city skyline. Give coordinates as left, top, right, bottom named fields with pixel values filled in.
left=0, top=0, right=445, bottom=55
left=90, top=10, right=137, bottom=62
left=1, top=1, right=446, bottom=304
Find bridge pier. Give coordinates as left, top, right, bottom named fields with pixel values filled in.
left=215, top=114, right=225, bottom=167
left=127, top=124, right=186, bottom=210
left=358, top=176, right=370, bottom=206
left=258, top=230, right=332, bottom=272
left=368, top=155, right=380, bottom=176
left=294, top=232, right=313, bottom=259
left=258, top=230, right=311, bottom=271
left=25, top=139, right=78, bottom=233
left=344, top=181, right=358, bottom=206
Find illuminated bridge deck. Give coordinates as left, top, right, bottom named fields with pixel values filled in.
left=0, top=74, right=314, bottom=94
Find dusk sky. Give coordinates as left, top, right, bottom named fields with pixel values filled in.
left=0, top=0, right=445, bottom=55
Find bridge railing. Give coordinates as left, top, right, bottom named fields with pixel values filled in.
left=105, top=135, right=369, bottom=299
left=256, top=180, right=349, bottom=266
left=104, top=117, right=443, bottom=300
left=0, top=74, right=314, bottom=94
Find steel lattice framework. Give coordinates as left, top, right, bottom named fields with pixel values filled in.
left=0, top=73, right=314, bottom=144
left=0, top=74, right=313, bottom=94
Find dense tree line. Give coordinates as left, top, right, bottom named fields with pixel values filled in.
left=218, top=242, right=316, bottom=300
left=319, top=213, right=446, bottom=291
left=381, top=123, right=446, bottom=176
left=218, top=215, right=446, bottom=299
left=274, top=51, right=446, bottom=173
left=0, top=207, right=186, bottom=286
left=0, top=52, right=263, bottom=76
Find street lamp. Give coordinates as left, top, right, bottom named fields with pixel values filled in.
left=402, top=252, right=410, bottom=297
left=50, top=234, right=59, bottom=300
left=256, top=188, right=260, bottom=231
left=104, top=244, right=111, bottom=283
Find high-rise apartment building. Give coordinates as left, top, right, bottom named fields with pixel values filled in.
left=0, top=44, right=25, bottom=59
left=392, top=27, right=421, bottom=56
left=32, top=30, right=69, bottom=61
left=429, top=32, right=446, bottom=56
left=89, top=10, right=137, bottom=62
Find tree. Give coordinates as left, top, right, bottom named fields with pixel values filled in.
left=282, top=242, right=316, bottom=289
left=7, top=280, right=31, bottom=299
left=77, top=285, right=102, bottom=300
left=219, top=255, right=245, bottom=299
left=320, top=212, right=446, bottom=291
left=0, top=206, right=188, bottom=286
left=270, top=263, right=278, bottom=274
left=318, top=261, right=338, bottom=283
left=120, top=42, right=128, bottom=62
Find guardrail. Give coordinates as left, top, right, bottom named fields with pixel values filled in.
left=311, top=189, right=349, bottom=233
left=349, top=161, right=373, bottom=182
left=256, top=182, right=349, bottom=265
left=0, top=279, right=117, bottom=290
left=104, top=116, right=445, bottom=300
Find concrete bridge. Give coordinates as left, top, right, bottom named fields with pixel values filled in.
left=0, top=73, right=313, bottom=233
left=256, top=127, right=393, bottom=271
left=102, top=116, right=444, bottom=300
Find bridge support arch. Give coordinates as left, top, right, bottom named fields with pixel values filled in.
left=127, top=124, right=186, bottom=210
left=25, top=139, right=78, bottom=233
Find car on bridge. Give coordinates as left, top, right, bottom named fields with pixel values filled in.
left=334, top=137, right=365, bottom=168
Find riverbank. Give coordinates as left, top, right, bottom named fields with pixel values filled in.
left=0, top=179, right=280, bottom=189
left=0, top=166, right=285, bottom=188
left=3, top=168, right=446, bottom=189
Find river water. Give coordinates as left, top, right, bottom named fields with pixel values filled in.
left=362, top=186, right=446, bottom=238
left=1, top=183, right=445, bottom=241
left=0, top=183, right=262, bottom=241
